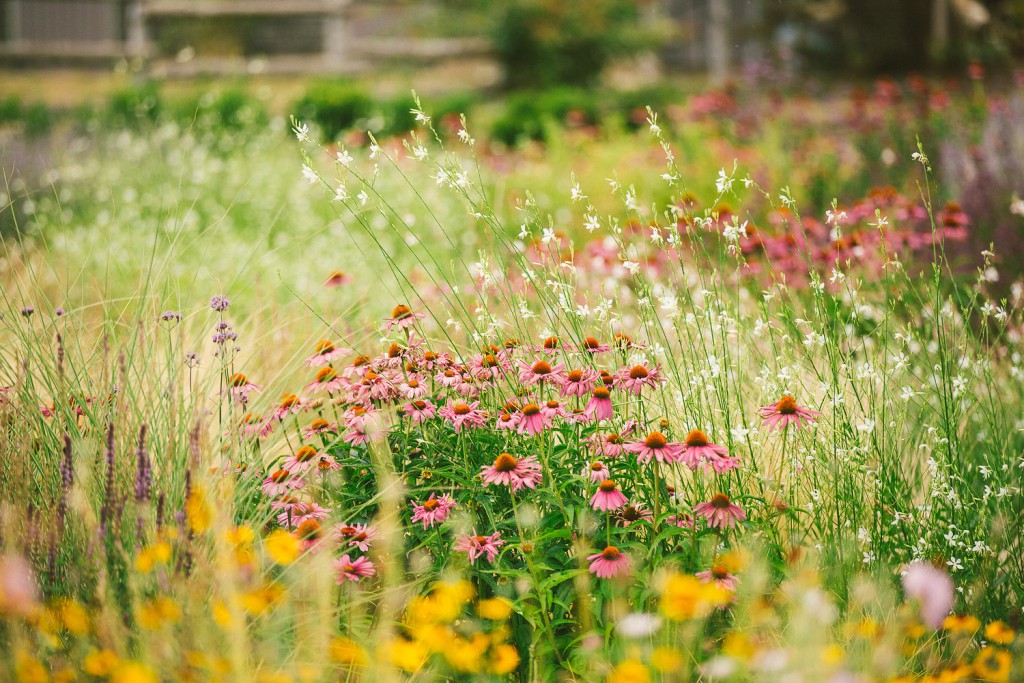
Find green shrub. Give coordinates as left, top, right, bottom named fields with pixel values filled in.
left=293, top=80, right=374, bottom=141
left=0, top=96, right=23, bottom=125
left=491, top=87, right=600, bottom=145
left=105, top=82, right=163, bottom=128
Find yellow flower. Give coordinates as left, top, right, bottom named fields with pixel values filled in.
left=135, top=542, right=173, bottom=574
left=822, top=644, right=844, bottom=665
left=607, top=659, right=650, bottom=683
left=138, top=596, right=181, bottom=630
left=489, top=644, right=520, bottom=675
left=83, top=649, right=120, bottom=676
left=226, top=525, right=255, bottom=546
left=984, top=621, right=1015, bottom=646
left=856, top=617, right=879, bottom=638
left=110, top=662, right=158, bottom=683
left=56, top=599, right=90, bottom=636
left=382, top=637, right=428, bottom=673
left=211, top=599, right=235, bottom=629
left=329, top=637, right=368, bottom=666
left=15, top=651, right=48, bottom=683
left=477, top=597, right=513, bottom=621
left=240, top=583, right=285, bottom=616
left=264, top=530, right=301, bottom=565
left=659, top=573, right=728, bottom=621
left=442, top=633, right=489, bottom=673
left=943, top=614, right=981, bottom=634
left=721, top=632, right=755, bottom=661
left=185, top=487, right=211, bottom=535
left=407, top=580, right=474, bottom=625
left=973, top=647, right=1011, bottom=682
left=53, top=669, right=77, bottom=683
left=651, top=647, right=683, bottom=673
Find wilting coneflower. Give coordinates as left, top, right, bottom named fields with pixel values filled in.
left=454, top=531, right=505, bottom=565
left=625, top=431, right=683, bottom=464
left=438, top=400, right=488, bottom=433
left=561, top=368, right=599, bottom=397
left=282, top=445, right=321, bottom=474
left=587, top=546, right=631, bottom=579
left=584, top=461, right=610, bottom=483
left=383, top=304, right=425, bottom=333
left=334, top=554, right=376, bottom=583
left=617, top=503, right=654, bottom=527
left=262, top=469, right=304, bottom=497
left=304, top=366, right=345, bottom=394
left=226, top=372, right=262, bottom=401
left=516, top=403, right=551, bottom=436
left=335, top=523, right=378, bottom=552
left=585, top=386, right=614, bottom=421
left=302, top=418, right=336, bottom=440
left=679, top=429, right=738, bottom=472
left=305, top=339, right=351, bottom=367
left=518, top=359, right=567, bottom=386
left=694, top=494, right=747, bottom=529
left=402, top=399, right=437, bottom=423
left=590, top=480, right=629, bottom=511
left=481, top=453, right=543, bottom=491
left=615, top=364, right=665, bottom=394
left=411, top=493, right=457, bottom=529
left=696, top=565, right=739, bottom=591
left=759, top=395, right=821, bottom=431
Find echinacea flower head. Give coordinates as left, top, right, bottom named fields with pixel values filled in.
left=587, top=546, right=631, bottom=579
left=335, top=523, right=378, bottom=552
left=617, top=503, right=653, bottom=527
left=518, top=359, right=566, bottom=386
left=402, top=399, right=437, bottom=423
left=516, top=403, right=551, bottom=436
left=696, top=565, right=739, bottom=592
left=679, top=429, right=736, bottom=471
left=585, top=386, right=614, bottom=421
left=590, top=479, right=629, bottom=511
left=616, top=364, right=665, bottom=394
left=384, top=305, right=425, bottom=333
left=585, top=460, right=610, bottom=483
left=273, top=393, right=305, bottom=420
left=304, top=366, right=345, bottom=394
left=282, top=445, right=321, bottom=474
left=561, top=368, right=599, bottom=397
left=226, top=372, right=262, bottom=400
left=759, top=395, right=821, bottom=431
left=480, top=453, right=542, bottom=491
left=439, top=400, right=487, bottom=433
left=334, top=554, right=375, bottom=583
left=454, top=531, right=504, bottom=565
left=694, top=494, right=746, bottom=529
left=305, top=339, right=351, bottom=367
left=582, top=336, right=610, bottom=353
left=625, top=431, right=683, bottom=464
left=411, top=494, right=457, bottom=529
left=262, top=469, right=303, bottom=497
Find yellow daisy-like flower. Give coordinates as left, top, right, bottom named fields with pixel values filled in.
left=659, top=573, right=728, bottom=621
left=56, top=599, right=90, bottom=636
left=329, top=636, right=368, bottom=667
left=973, top=647, right=1011, bottom=682
left=382, top=637, right=429, bottom=673
left=477, top=597, right=513, bottom=621
left=264, top=529, right=301, bottom=565
left=943, top=614, right=981, bottom=634
left=651, top=646, right=683, bottom=673
left=488, top=644, right=520, bottom=675
left=607, top=659, right=650, bottom=683
left=83, top=649, right=120, bottom=677
left=984, top=621, right=1015, bottom=646
left=185, top=487, right=211, bottom=534
left=110, top=661, right=158, bottom=683
left=14, top=651, right=48, bottom=683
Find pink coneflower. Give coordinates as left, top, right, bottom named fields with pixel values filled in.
left=495, top=411, right=521, bottom=431
left=615, top=364, right=665, bottom=394
left=694, top=494, right=747, bottom=529
left=617, top=504, right=653, bottom=527
left=262, top=469, right=304, bottom=497
left=439, top=400, right=488, bottom=433
left=341, top=354, right=375, bottom=379
left=471, top=353, right=507, bottom=380
left=480, top=453, right=543, bottom=491
left=240, top=412, right=275, bottom=439
left=304, top=366, right=346, bottom=394
left=305, top=340, right=351, bottom=367
left=399, top=375, right=428, bottom=399
left=295, top=519, right=328, bottom=552
left=334, top=554, right=376, bottom=583
left=696, top=565, right=739, bottom=592
left=435, top=367, right=462, bottom=389
left=540, top=400, right=565, bottom=420
left=679, top=429, right=738, bottom=472
left=343, top=427, right=370, bottom=446
left=590, top=480, right=629, bottom=511
left=335, top=523, right=378, bottom=552
left=454, top=531, right=505, bottom=565
left=518, top=359, right=567, bottom=386
left=354, top=371, right=398, bottom=402
left=402, top=399, right=436, bottom=424
left=665, top=514, right=696, bottom=530
left=302, top=418, right=336, bottom=440
left=564, top=408, right=592, bottom=424
left=584, top=461, right=610, bottom=483
left=226, top=372, right=262, bottom=401
left=587, top=546, right=631, bottom=579
left=585, top=386, right=614, bottom=421
left=624, top=431, right=683, bottom=464
left=344, top=405, right=375, bottom=431
left=410, top=494, right=457, bottom=529
left=592, top=432, right=624, bottom=458
left=282, top=445, right=322, bottom=474
left=323, top=270, right=352, bottom=287
left=380, top=342, right=409, bottom=369
left=758, top=395, right=821, bottom=431
left=516, top=403, right=552, bottom=436
left=276, top=501, right=331, bottom=528
left=901, top=561, right=955, bottom=629
left=581, top=336, right=611, bottom=354
left=561, top=368, right=599, bottom=397
left=454, top=374, right=480, bottom=398
left=383, top=304, right=425, bottom=333
left=272, top=393, right=307, bottom=421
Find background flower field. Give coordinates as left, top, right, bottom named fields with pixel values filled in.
left=2, top=68, right=1024, bottom=682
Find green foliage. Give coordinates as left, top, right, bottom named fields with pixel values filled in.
left=491, top=88, right=600, bottom=145
left=293, top=80, right=375, bottom=141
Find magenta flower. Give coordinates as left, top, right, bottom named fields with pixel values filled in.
left=399, top=375, right=429, bottom=399
left=540, top=400, right=566, bottom=420
left=581, top=336, right=611, bottom=354
left=624, top=431, right=683, bottom=464
left=334, top=554, right=376, bottom=583
left=759, top=395, right=821, bottom=431
left=271, top=393, right=307, bottom=421
left=561, top=368, right=599, bottom=397
left=615, top=364, right=665, bottom=394
left=495, top=411, right=521, bottom=431
left=305, top=339, right=351, bottom=367
left=679, top=429, right=732, bottom=470
left=438, top=400, right=488, bottom=433
left=516, top=404, right=552, bottom=436
left=517, top=359, right=567, bottom=386
left=694, top=494, right=747, bottom=529
left=696, top=566, right=739, bottom=592
left=902, top=562, right=954, bottom=628
left=226, top=372, right=263, bottom=402
left=275, top=501, right=331, bottom=528
left=402, top=399, right=437, bottom=424
left=591, top=432, right=624, bottom=458
left=480, top=453, right=543, bottom=491
left=410, top=494, right=457, bottom=529
left=304, top=366, right=346, bottom=394
left=587, top=546, right=632, bottom=579
left=584, top=386, right=614, bottom=421
left=454, top=531, right=505, bottom=565
left=335, top=523, right=378, bottom=552
left=590, top=480, right=629, bottom=511
left=302, top=419, right=336, bottom=440
left=282, top=445, right=323, bottom=475
left=383, top=304, right=425, bottom=333
left=261, top=469, right=304, bottom=497
left=584, top=461, right=610, bottom=483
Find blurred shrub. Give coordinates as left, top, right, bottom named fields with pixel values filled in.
left=0, top=96, right=23, bottom=125
left=491, top=87, right=600, bottom=145
left=293, top=80, right=374, bottom=140
left=175, top=87, right=269, bottom=131
left=491, top=0, right=644, bottom=89
left=105, top=82, right=163, bottom=128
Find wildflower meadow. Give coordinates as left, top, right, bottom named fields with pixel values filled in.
left=2, top=72, right=1024, bottom=683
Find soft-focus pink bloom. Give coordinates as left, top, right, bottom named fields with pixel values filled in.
left=402, top=399, right=437, bottom=423
left=696, top=566, right=739, bottom=591
left=335, top=554, right=376, bottom=583
left=383, top=304, right=425, bottom=333
left=615, top=364, right=665, bottom=394
left=305, top=340, right=351, bottom=367
left=590, top=480, right=629, bottom=511
left=587, top=546, right=632, bottom=579
left=335, top=523, right=378, bottom=552
left=410, top=494, right=457, bottom=529
left=902, top=562, right=954, bottom=628
left=516, top=404, right=552, bottom=436
left=665, top=514, right=696, bottom=530
left=304, top=366, right=346, bottom=394
left=0, top=554, right=38, bottom=616
left=276, top=501, right=331, bottom=528
left=262, top=469, right=304, bottom=496
left=282, top=445, right=323, bottom=474
left=759, top=395, right=821, bottom=431
left=454, top=531, right=505, bottom=565
left=694, top=494, right=747, bottom=529
left=481, top=453, right=543, bottom=491
left=323, top=270, right=352, bottom=287
left=584, top=386, right=614, bottom=421
left=584, top=461, right=610, bottom=483
left=517, top=359, right=567, bottom=386
left=561, top=368, right=599, bottom=397
left=495, top=411, right=521, bottom=431
left=271, top=393, right=307, bottom=421
left=679, top=429, right=736, bottom=471
left=302, top=418, right=336, bottom=440
left=624, top=431, right=683, bottom=464
left=591, top=432, right=624, bottom=458
left=399, top=375, right=429, bottom=399
left=438, top=400, right=488, bottom=433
